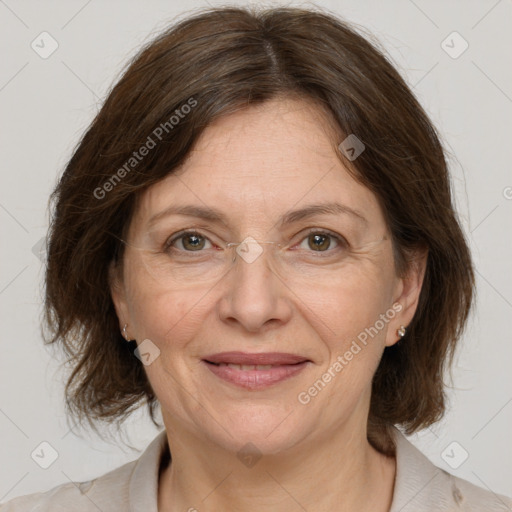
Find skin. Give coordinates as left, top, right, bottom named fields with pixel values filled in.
left=110, top=97, right=427, bottom=512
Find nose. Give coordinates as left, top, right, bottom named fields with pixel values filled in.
left=217, top=241, right=293, bottom=333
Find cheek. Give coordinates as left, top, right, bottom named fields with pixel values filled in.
left=306, top=259, right=396, bottom=383
left=129, top=287, right=205, bottom=345
left=123, top=255, right=206, bottom=346
left=298, top=288, right=393, bottom=417
left=312, top=258, right=395, bottom=337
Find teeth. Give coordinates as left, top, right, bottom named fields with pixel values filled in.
left=219, top=363, right=275, bottom=370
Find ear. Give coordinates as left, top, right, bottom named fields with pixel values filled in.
left=385, top=247, right=428, bottom=347
left=108, top=260, right=130, bottom=333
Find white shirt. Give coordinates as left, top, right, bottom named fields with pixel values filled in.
left=2, top=427, right=511, bottom=511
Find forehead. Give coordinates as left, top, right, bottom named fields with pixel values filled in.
left=133, top=97, right=385, bottom=230
left=181, top=97, right=342, bottom=180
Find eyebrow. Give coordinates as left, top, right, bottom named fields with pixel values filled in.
left=147, top=201, right=368, bottom=228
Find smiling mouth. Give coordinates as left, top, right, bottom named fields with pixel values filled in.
left=202, top=358, right=310, bottom=390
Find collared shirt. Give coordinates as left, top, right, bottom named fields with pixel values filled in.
left=2, top=428, right=511, bottom=511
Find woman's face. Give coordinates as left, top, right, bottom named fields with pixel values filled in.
left=111, top=97, right=423, bottom=454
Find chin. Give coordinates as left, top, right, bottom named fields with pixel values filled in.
left=201, top=404, right=310, bottom=456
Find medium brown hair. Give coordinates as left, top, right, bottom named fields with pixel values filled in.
left=45, top=5, right=474, bottom=454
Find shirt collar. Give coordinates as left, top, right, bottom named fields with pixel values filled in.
left=389, top=426, right=455, bottom=512
left=129, top=430, right=169, bottom=512
left=127, top=427, right=452, bottom=512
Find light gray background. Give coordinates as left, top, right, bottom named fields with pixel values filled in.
left=1, top=0, right=511, bottom=504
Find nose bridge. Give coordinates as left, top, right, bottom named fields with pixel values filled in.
left=227, top=237, right=284, bottom=285
left=229, top=237, right=280, bottom=266
left=219, top=237, right=289, bottom=332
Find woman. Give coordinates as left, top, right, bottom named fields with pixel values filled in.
left=2, top=5, right=511, bottom=511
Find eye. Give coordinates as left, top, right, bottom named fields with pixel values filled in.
left=296, top=230, right=347, bottom=253
left=163, top=229, right=347, bottom=255
left=165, top=231, right=213, bottom=252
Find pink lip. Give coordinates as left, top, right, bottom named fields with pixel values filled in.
left=202, top=352, right=310, bottom=390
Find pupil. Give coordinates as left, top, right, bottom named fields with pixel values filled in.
left=185, top=234, right=204, bottom=250
left=310, top=234, right=329, bottom=251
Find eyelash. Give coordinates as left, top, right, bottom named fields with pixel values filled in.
left=163, top=228, right=349, bottom=256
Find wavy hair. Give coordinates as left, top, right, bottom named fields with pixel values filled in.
left=44, top=5, right=475, bottom=454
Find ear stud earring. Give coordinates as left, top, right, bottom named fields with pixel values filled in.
left=397, top=325, right=407, bottom=338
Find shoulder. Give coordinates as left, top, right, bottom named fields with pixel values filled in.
left=0, top=431, right=168, bottom=512
left=0, top=458, right=136, bottom=512
left=390, top=427, right=512, bottom=512
left=450, top=474, right=512, bottom=511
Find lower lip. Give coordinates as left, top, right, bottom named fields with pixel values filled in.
left=203, top=360, right=309, bottom=390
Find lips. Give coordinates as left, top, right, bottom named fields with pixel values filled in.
left=203, top=351, right=309, bottom=366
left=202, top=352, right=311, bottom=390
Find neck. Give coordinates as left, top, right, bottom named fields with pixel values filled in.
left=158, top=417, right=396, bottom=512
